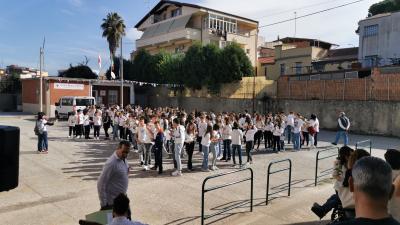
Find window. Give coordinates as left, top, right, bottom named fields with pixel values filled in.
left=364, top=55, right=379, bottom=68
left=208, top=13, right=237, bottom=33
left=171, top=8, right=182, bottom=18
left=295, top=62, right=302, bottom=75
left=246, top=49, right=250, bottom=54
left=61, top=98, right=73, bottom=106
left=75, top=98, right=94, bottom=106
left=364, top=24, right=378, bottom=37
left=280, top=64, right=286, bottom=75
left=108, top=90, right=118, bottom=105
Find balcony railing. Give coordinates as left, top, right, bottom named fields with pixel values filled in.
left=136, top=28, right=201, bottom=48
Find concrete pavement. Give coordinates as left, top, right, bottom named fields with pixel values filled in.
left=0, top=117, right=398, bottom=225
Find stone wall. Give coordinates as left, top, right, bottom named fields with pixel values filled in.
left=271, top=99, right=400, bottom=137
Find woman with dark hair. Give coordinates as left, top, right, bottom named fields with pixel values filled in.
left=311, top=146, right=354, bottom=219
left=310, top=114, right=319, bottom=147
left=231, top=122, right=243, bottom=167
left=185, top=121, right=197, bottom=171
left=35, top=112, right=54, bottom=154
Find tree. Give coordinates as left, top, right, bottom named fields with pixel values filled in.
left=202, top=44, right=222, bottom=93
left=105, top=57, right=133, bottom=80
left=131, top=49, right=157, bottom=82
left=368, top=0, right=400, bottom=16
left=101, top=12, right=126, bottom=73
left=219, top=42, right=254, bottom=83
left=182, top=42, right=206, bottom=89
left=59, top=64, right=98, bottom=79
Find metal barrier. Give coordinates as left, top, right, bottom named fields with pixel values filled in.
left=201, top=168, right=253, bottom=225
left=356, top=139, right=372, bottom=155
left=315, top=147, right=339, bottom=186
left=266, top=159, right=292, bottom=205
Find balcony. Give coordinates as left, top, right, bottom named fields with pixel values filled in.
left=226, top=32, right=251, bottom=45
left=136, top=28, right=201, bottom=48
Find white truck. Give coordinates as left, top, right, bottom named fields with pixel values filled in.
left=55, top=96, right=96, bottom=119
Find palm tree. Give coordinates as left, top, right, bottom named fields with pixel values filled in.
left=101, top=12, right=126, bottom=73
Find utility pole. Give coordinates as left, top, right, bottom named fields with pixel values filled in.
left=120, top=37, right=124, bottom=108
left=252, top=27, right=258, bottom=113
left=294, top=12, right=297, bottom=37
left=39, top=47, right=43, bottom=112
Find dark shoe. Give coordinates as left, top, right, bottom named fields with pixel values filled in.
left=331, top=142, right=337, bottom=146
left=311, top=203, right=326, bottom=219
left=220, top=157, right=226, bottom=161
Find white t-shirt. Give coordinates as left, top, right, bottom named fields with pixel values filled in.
left=77, top=114, right=84, bottom=125
left=201, top=133, right=211, bottom=147
left=231, top=129, right=243, bottom=145
left=173, top=125, right=185, bottom=144
left=93, top=115, right=102, bottom=126
left=83, top=115, right=90, bottom=126
left=272, top=126, right=284, bottom=136
left=68, top=115, right=76, bottom=126
left=222, top=124, right=232, bottom=140
left=293, top=118, right=304, bottom=133
left=244, top=128, right=258, bottom=141
left=286, top=114, right=295, bottom=127
left=198, top=121, right=207, bottom=137
left=136, top=126, right=151, bottom=144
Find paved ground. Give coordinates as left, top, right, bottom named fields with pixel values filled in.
left=0, top=116, right=398, bottom=225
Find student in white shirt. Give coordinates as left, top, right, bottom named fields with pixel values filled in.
left=83, top=110, right=91, bottom=139
left=136, top=117, right=154, bottom=170
left=221, top=117, right=232, bottom=162
left=293, top=113, right=304, bottom=151
left=286, top=112, right=295, bottom=144
left=201, top=125, right=213, bottom=172
left=171, top=118, right=185, bottom=176
left=93, top=111, right=102, bottom=140
left=244, top=124, right=257, bottom=164
left=210, top=124, right=220, bottom=171
left=119, top=113, right=127, bottom=140
left=113, top=112, right=120, bottom=141
left=67, top=111, right=76, bottom=138
left=272, top=119, right=284, bottom=152
left=197, top=116, right=208, bottom=153
left=264, top=116, right=274, bottom=149
left=75, top=109, right=84, bottom=139
left=231, top=122, right=243, bottom=167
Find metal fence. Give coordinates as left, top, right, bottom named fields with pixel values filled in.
left=315, top=147, right=339, bottom=186
left=355, top=140, right=372, bottom=155
left=266, top=159, right=292, bottom=205
left=201, top=168, right=253, bottom=225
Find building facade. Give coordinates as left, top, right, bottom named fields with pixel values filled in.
left=262, top=37, right=358, bottom=80
left=21, top=77, right=135, bottom=117
left=134, top=0, right=258, bottom=66
left=358, top=11, right=400, bottom=67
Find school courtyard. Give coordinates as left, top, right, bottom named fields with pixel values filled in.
left=0, top=115, right=398, bottom=225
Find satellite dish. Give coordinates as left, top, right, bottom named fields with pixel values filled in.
left=111, top=71, right=116, bottom=79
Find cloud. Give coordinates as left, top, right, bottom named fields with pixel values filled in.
left=125, top=27, right=143, bottom=48
left=198, top=0, right=381, bottom=46
left=61, top=9, right=75, bottom=16
left=68, top=0, right=82, bottom=7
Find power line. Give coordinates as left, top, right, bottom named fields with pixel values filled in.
left=259, top=0, right=369, bottom=28
left=255, top=0, right=343, bottom=19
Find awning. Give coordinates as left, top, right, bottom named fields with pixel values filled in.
left=140, top=15, right=192, bottom=39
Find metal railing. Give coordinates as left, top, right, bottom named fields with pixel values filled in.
left=266, top=159, right=292, bottom=205
left=201, top=168, right=253, bottom=225
left=356, top=139, right=372, bottom=155
left=315, top=147, right=339, bottom=186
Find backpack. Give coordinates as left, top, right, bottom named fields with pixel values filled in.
left=34, top=121, right=40, bottom=136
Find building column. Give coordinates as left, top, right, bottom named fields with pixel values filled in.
left=130, top=84, right=135, bottom=105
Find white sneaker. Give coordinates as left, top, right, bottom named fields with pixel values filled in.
left=211, top=166, right=219, bottom=171
left=68, top=136, right=71, bottom=139
left=171, top=170, right=182, bottom=176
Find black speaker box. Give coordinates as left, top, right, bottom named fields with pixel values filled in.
left=0, top=125, right=20, bottom=192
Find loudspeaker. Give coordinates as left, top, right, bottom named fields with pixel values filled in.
left=0, top=125, right=20, bottom=192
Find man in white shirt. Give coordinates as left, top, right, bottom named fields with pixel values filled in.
left=135, top=117, right=153, bottom=170
left=286, top=112, right=295, bottom=144
left=293, top=114, right=304, bottom=151
left=172, top=118, right=185, bottom=176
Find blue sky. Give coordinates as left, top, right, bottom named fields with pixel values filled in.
left=0, top=0, right=380, bottom=75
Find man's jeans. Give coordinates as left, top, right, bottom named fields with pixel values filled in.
left=174, top=143, right=183, bottom=171
left=292, top=132, right=300, bottom=150
left=232, top=144, right=242, bottom=165
left=286, top=125, right=293, bottom=144
left=334, top=130, right=349, bottom=146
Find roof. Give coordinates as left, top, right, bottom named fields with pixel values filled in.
left=313, top=47, right=358, bottom=64
left=359, top=10, right=400, bottom=22
left=258, top=57, right=275, bottom=64
left=275, top=37, right=336, bottom=49
left=135, top=0, right=258, bottom=28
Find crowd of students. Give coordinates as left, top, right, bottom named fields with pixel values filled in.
left=64, top=105, right=320, bottom=176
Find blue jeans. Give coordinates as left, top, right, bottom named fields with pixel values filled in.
left=334, top=130, right=349, bottom=146
left=223, top=139, right=232, bottom=159
left=202, top=145, right=210, bottom=170
left=113, top=124, right=119, bottom=139
left=174, top=143, right=183, bottom=171
left=286, top=125, right=293, bottom=143
left=210, top=143, right=218, bottom=168
left=293, top=132, right=300, bottom=150
left=38, top=131, right=48, bottom=151
left=232, top=144, right=242, bottom=165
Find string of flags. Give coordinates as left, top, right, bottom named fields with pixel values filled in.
left=52, top=77, right=182, bottom=88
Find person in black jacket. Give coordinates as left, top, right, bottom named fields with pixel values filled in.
left=102, top=111, right=111, bottom=140
left=152, top=121, right=165, bottom=174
